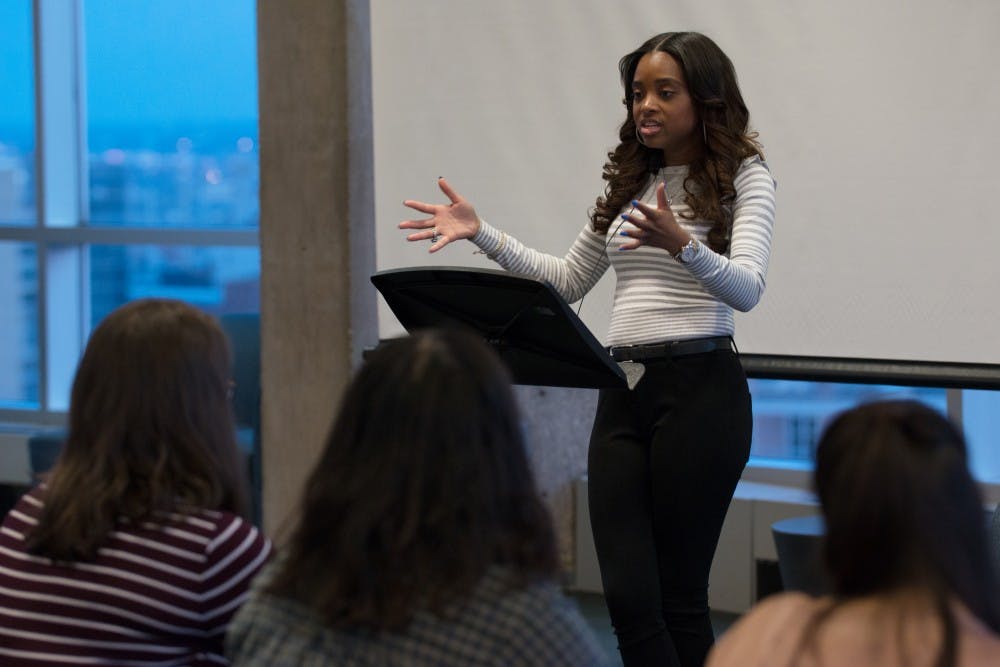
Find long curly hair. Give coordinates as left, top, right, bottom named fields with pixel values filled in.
left=591, top=32, right=764, bottom=253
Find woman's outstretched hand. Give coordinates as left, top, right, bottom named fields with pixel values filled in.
left=618, top=182, right=691, bottom=254
left=399, top=178, right=481, bottom=253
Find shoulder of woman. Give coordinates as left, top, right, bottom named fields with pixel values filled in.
left=952, top=602, right=1000, bottom=656
left=180, top=509, right=272, bottom=566
left=734, top=155, right=777, bottom=198
left=18, top=484, right=46, bottom=512
left=482, top=573, right=585, bottom=625
left=225, top=583, right=335, bottom=666
left=706, top=593, right=821, bottom=667
left=737, top=591, right=821, bottom=629
left=737, top=154, right=775, bottom=181
left=465, top=573, right=609, bottom=663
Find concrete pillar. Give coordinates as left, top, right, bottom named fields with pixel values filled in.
left=256, top=0, right=376, bottom=538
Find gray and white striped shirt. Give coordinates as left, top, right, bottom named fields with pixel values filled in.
left=471, top=157, right=776, bottom=347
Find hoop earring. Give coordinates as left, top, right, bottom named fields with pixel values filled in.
left=702, top=121, right=708, bottom=145
left=635, top=126, right=645, bottom=145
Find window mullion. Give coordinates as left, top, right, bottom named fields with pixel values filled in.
left=35, top=0, right=86, bottom=413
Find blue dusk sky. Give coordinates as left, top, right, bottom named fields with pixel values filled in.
left=0, top=0, right=257, bottom=130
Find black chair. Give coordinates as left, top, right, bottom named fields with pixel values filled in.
left=28, top=429, right=67, bottom=479
left=771, top=515, right=830, bottom=596
left=220, top=313, right=263, bottom=527
left=6, top=429, right=66, bottom=516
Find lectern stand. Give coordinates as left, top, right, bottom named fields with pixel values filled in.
left=371, top=267, right=626, bottom=389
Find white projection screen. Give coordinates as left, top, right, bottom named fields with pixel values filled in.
left=371, top=0, right=1000, bottom=367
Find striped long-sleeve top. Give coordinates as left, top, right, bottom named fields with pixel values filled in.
left=471, top=157, right=776, bottom=347
left=0, top=486, right=272, bottom=666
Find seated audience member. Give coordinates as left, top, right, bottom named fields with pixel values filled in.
left=226, top=328, right=608, bottom=666
left=707, top=400, right=1000, bottom=667
left=0, top=299, right=272, bottom=665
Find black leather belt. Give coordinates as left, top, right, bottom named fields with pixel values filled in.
left=609, top=336, right=733, bottom=362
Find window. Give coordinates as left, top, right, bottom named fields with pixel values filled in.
left=84, top=0, right=259, bottom=229
left=88, top=245, right=260, bottom=325
left=961, top=389, right=1000, bottom=484
left=749, top=379, right=1000, bottom=486
left=0, top=0, right=258, bottom=420
left=0, top=243, right=38, bottom=408
left=0, top=1, right=38, bottom=408
left=749, top=380, right=948, bottom=463
left=0, top=1, right=35, bottom=228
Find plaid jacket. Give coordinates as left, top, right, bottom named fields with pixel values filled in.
left=226, top=565, right=610, bottom=666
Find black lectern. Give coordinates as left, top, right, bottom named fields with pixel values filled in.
left=371, top=267, right=626, bottom=389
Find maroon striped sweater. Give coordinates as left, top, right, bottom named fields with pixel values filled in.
left=0, top=486, right=272, bottom=666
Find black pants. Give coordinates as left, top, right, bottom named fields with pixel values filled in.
left=588, top=349, right=752, bottom=667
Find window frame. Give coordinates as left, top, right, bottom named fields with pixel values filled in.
left=0, top=0, right=258, bottom=423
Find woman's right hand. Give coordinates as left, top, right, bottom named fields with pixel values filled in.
left=399, top=178, right=481, bottom=253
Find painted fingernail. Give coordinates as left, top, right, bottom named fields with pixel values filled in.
left=619, top=231, right=629, bottom=236
left=621, top=214, right=628, bottom=220
left=631, top=200, right=639, bottom=207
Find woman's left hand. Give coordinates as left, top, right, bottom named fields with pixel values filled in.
left=619, top=182, right=692, bottom=254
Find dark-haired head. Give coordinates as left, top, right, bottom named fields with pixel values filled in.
left=592, top=31, right=763, bottom=251
left=29, top=298, right=248, bottom=560
left=811, top=400, right=1000, bottom=663
left=268, top=328, right=558, bottom=631
left=618, top=32, right=752, bottom=159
